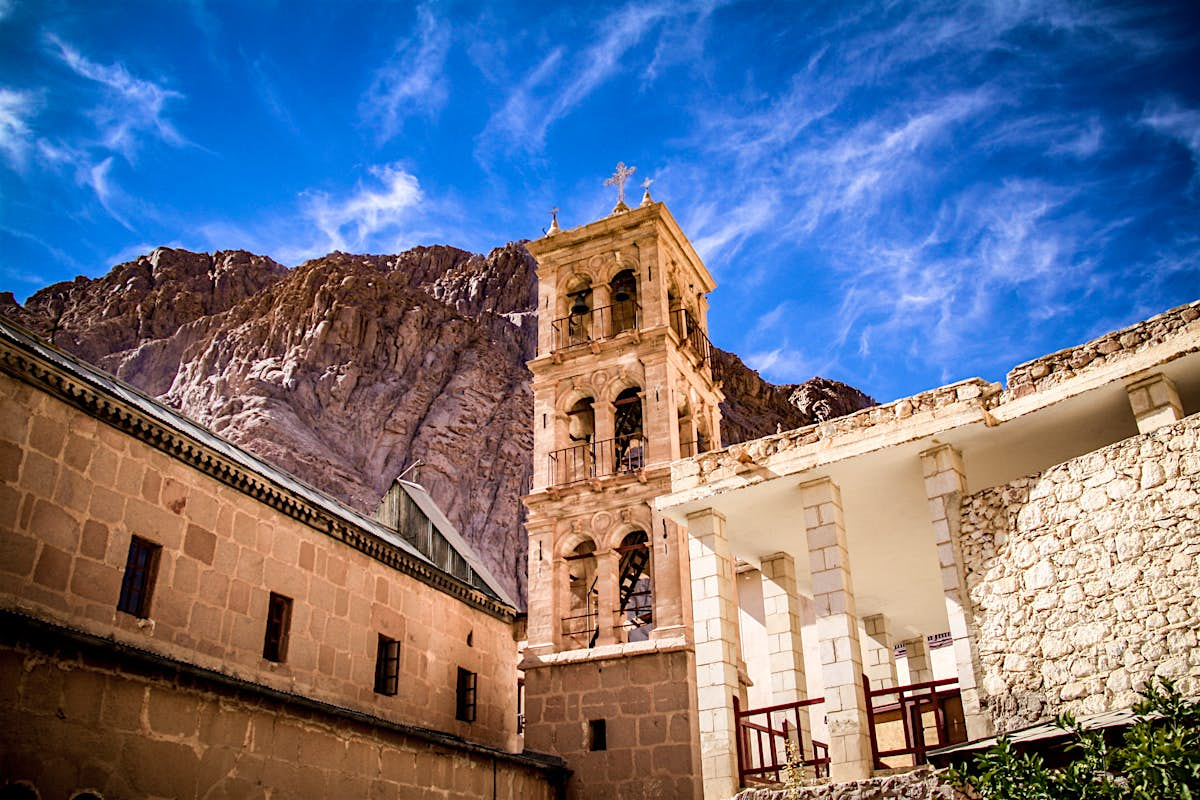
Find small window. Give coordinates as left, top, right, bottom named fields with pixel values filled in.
left=262, top=592, right=293, bottom=662
left=374, top=634, right=400, bottom=696
left=589, top=719, right=607, bottom=751
left=117, top=536, right=161, bottom=618
left=456, top=667, right=477, bottom=722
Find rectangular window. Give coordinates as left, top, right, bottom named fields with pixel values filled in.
left=374, top=634, right=400, bottom=696
left=117, top=536, right=161, bottom=618
left=589, top=719, right=607, bottom=751
left=455, top=667, right=477, bottom=722
left=262, top=592, right=293, bottom=663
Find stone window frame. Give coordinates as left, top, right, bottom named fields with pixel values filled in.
left=262, top=592, right=293, bottom=663
left=455, top=666, right=477, bottom=722
left=116, top=535, right=161, bottom=619
left=374, top=634, right=401, bottom=696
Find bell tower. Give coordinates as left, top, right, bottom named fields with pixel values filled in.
left=521, top=170, right=723, bottom=798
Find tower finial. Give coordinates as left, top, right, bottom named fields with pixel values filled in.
left=640, top=177, right=654, bottom=207
left=604, top=162, right=636, bottom=214
left=546, top=206, right=561, bottom=236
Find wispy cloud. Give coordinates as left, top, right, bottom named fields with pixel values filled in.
left=477, top=1, right=716, bottom=160
left=301, top=163, right=425, bottom=255
left=0, top=87, right=37, bottom=167
left=1140, top=98, right=1200, bottom=172
left=46, top=33, right=186, bottom=158
left=0, top=0, right=13, bottom=23
left=362, top=4, right=451, bottom=142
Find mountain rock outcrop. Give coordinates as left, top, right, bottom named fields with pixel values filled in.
left=2, top=243, right=874, bottom=604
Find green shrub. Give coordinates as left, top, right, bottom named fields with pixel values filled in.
left=943, top=680, right=1200, bottom=800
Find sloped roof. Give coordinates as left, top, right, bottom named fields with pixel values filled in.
left=0, top=316, right=514, bottom=612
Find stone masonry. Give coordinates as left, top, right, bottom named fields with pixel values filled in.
left=959, top=413, right=1200, bottom=731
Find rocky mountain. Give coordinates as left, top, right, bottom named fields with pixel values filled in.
left=1, top=243, right=874, bottom=605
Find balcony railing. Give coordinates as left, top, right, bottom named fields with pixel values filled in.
left=551, top=300, right=640, bottom=352
left=863, top=675, right=966, bottom=768
left=547, top=434, right=647, bottom=486
left=670, top=307, right=713, bottom=365
left=734, top=695, right=830, bottom=787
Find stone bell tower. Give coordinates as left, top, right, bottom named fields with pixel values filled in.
left=521, top=167, right=723, bottom=799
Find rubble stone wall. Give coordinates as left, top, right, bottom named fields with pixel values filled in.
left=959, top=414, right=1200, bottom=731
left=732, top=767, right=956, bottom=799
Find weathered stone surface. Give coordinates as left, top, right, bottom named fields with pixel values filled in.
left=960, top=414, right=1200, bottom=732
left=732, top=766, right=958, bottom=799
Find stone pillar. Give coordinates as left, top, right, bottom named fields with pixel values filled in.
left=650, top=512, right=689, bottom=639
left=861, top=614, right=898, bottom=691
left=760, top=552, right=811, bottom=752
left=901, top=636, right=933, bottom=684
left=800, top=478, right=873, bottom=781
left=524, top=521, right=557, bottom=657
left=687, top=508, right=741, bottom=800
left=593, top=400, right=616, bottom=443
left=596, top=546, right=619, bottom=645
left=920, top=444, right=993, bottom=740
left=1126, top=373, right=1184, bottom=433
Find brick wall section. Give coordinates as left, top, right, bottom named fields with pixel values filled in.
left=523, top=649, right=702, bottom=799
left=0, top=624, right=559, bottom=800
left=0, top=370, right=519, bottom=751
left=959, top=413, right=1200, bottom=731
left=1003, top=300, right=1200, bottom=399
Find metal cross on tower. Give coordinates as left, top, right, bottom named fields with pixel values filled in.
left=604, top=162, right=636, bottom=206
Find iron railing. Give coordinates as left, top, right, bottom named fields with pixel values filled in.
left=547, top=434, right=648, bottom=486
left=863, top=675, right=966, bottom=768
left=561, top=611, right=599, bottom=648
left=551, top=300, right=640, bottom=352
left=670, top=307, right=713, bottom=365
left=734, top=695, right=830, bottom=787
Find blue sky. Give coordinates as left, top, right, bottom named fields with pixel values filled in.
left=1, top=1, right=1198, bottom=402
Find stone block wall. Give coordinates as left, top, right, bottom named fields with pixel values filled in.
left=959, top=413, right=1200, bottom=731
left=0, top=618, right=561, bottom=799
left=522, top=649, right=701, bottom=799
left=0, top=369, right=519, bottom=751
left=731, top=768, right=957, bottom=800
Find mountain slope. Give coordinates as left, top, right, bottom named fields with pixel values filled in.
left=2, top=243, right=874, bottom=604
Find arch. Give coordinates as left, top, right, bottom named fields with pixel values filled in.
left=602, top=253, right=640, bottom=284
left=0, top=783, right=39, bottom=800
left=609, top=268, right=638, bottom=335
left=556, top=530, right=598, bottom=561
left=616, top=529, right=654, bottom=642
left=70, top=793, right=103, bottom=800
left=555, top=386, right=597, bottom=416
left=562, top=536, right=599, bottom=649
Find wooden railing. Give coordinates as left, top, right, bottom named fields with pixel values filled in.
left=863, top=675, right=966, bottom=768
left=734, top=695, right=830, bottom=787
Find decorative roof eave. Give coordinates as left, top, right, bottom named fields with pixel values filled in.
left=0, top=318, right=516, bottom=622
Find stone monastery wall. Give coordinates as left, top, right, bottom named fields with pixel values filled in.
left=0, top=360, right=565, bottom=797
left=959, top=413, right=1200, bottom=732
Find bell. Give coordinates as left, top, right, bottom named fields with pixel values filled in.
left=571, top=299, right=589, bottom=315
left=613, top=289, right=631, bottom=303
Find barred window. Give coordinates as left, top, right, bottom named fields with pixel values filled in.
left=374, top=635, right=400, bottom=696
left=262, top=593, right=292, bottom=663
left=117, top=536, right=161, bottom=618
left=455, top=667, right=477, bottom=722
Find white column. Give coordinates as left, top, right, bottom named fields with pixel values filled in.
left=861, top=614, right=898, bottom=691
left=688, top=508, right=741, bottom=800
left=901, top=636, right=933, bottom=684
left=1126, top=373, right=1184, bottom=433
left=761, top=552, right=811, bottom=753
left=921, top=444, right=993, bottom=740
left=801, top=478, right=873, bottom=781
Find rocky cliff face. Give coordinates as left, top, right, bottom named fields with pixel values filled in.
left=2, top=243, right=873, bottom=605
